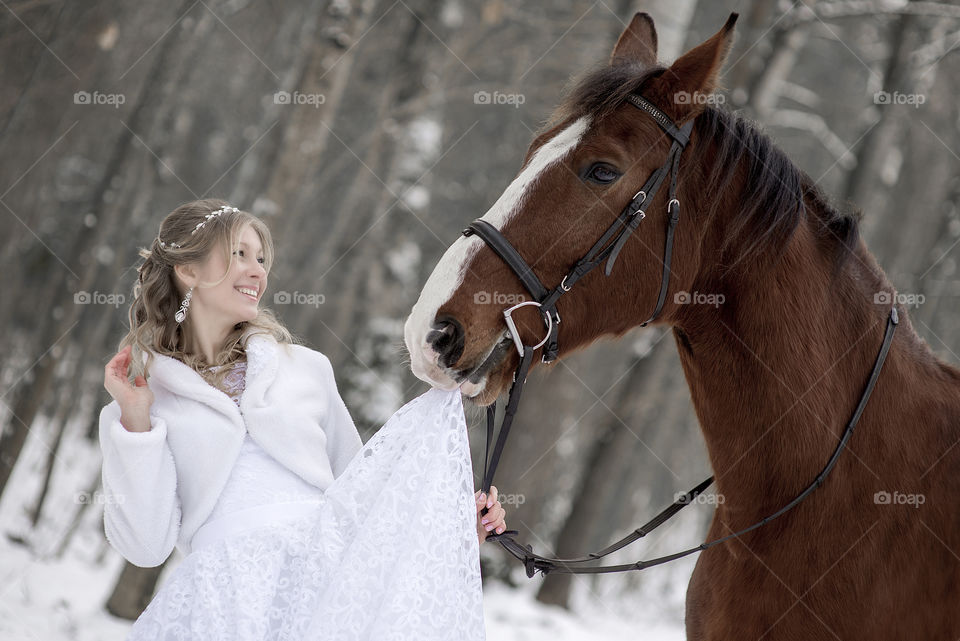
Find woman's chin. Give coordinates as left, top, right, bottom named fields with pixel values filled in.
left=236, top=307, right=259, bottom=322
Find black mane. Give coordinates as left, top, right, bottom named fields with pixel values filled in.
left=545, top=62, right=861, bottom=275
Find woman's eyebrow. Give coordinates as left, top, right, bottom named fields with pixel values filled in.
left=239, top=241, right=264, bottom=253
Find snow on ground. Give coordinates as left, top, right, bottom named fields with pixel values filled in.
left=0, top=409, right=693, bottom=640
left=0, top=536, right=689, bottom=641
left=0, top=525, right=691, bottom=641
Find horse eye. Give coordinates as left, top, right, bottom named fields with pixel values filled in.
left=585, top=163, right=621, bottom=185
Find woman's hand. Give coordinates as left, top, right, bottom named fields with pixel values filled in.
left=104, top=345, right=154, bottom=432
left=475, top=485, right=507, bottom=545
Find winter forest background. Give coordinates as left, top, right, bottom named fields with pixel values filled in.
left=3, top=0, right=960, bottom=638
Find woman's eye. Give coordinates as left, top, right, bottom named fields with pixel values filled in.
left=585, top=163, right=621, bottom=185
left=234, top=250, right=265, bottom=264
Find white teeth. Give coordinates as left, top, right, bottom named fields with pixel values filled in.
left=236, top=287, right=257, bottom=298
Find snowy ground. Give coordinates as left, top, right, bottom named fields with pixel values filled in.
left=0, top=413, right=695, bottom=640
left=0, top=524, right=692, bottom=640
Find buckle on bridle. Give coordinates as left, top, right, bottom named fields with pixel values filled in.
left=628, top=190, right=648, bottom=218
left=503, top=300, right=553, bottom=358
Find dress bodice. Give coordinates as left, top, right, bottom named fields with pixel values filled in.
left=203, top=359, right=325, bottom=523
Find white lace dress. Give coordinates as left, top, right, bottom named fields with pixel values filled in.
left=126, top=360, right=484, bottom=641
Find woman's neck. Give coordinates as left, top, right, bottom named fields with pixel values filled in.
left=184, top=318, right=234, bottom=364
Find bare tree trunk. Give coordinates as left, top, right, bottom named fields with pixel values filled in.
left=535, top=334, right=666, bottom=607
left=105, top=561, right=168, bottom=621
left=843, top=3, right=928, bottom=237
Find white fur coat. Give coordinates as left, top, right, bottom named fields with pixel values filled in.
left=98, top=333, right=363, bottom=567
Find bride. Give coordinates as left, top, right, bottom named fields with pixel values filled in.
left=100, top=199, right=507, bottom=640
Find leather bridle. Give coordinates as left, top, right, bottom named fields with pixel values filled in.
left=459, top=93, right=900, bottom=577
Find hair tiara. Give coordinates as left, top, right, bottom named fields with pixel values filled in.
left=158, top=205, right=239, bottom=249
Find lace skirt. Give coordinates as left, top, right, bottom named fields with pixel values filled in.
left=126, top=388, right=485, bottom=641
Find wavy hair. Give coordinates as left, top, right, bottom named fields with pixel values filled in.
left=118, top=198, right=301, bottom=393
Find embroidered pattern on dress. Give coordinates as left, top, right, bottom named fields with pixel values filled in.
left=204, top=357, right=325, bottom=520
left=125, top=388, right=484, bottom=641
left=210, top=359, right=247, bottom=408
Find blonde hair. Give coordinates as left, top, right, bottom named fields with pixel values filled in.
left=118, top=198, right=301, bottom=393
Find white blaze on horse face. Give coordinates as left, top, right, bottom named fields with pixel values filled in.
left=404, top=116, right=592, bottom=391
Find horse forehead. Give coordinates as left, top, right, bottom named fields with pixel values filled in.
left=410, top=115, right=592, bottom=325
left=446, top=115, right=591, bottom=300
left=479, top=115, right=592, bottom=230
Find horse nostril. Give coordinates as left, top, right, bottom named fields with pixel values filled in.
left=426, top=316, right=465, bottom=368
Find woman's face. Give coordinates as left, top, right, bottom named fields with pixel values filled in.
left=183, top=224, right=268, bottom=327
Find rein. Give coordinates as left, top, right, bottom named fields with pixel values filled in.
left=461, top=94, right=900, bottom=577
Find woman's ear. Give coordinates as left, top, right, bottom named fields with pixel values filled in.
left=173, top=263, right=197, bottom=290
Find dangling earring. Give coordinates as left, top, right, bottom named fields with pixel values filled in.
left=175, top=287, right=193, bottom=324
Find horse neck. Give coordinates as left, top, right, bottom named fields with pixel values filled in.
left=673, top=204, right=903, bottom=522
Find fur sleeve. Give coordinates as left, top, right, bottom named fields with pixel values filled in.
left=98, top=400, right=181, bottom=567
left=315, top=353, right=363, bottom=478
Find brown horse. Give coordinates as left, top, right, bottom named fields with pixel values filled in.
left=403, top=12, right=960, bottom=639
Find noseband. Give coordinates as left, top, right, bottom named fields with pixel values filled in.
left=458, top=94, right=899, bottom=576
left=463, top=94, right=693, bottom=366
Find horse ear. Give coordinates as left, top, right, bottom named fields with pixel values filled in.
left=610, top=12, right=658, bottom=67
left=650, top=13, right=738, bottom=120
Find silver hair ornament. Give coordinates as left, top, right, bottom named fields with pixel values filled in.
left=159, top=205, right=240, bottom=250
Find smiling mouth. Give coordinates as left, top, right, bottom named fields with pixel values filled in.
left=236, top=287, right=259, bottom=301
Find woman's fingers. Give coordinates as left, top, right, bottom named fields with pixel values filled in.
left=106, top=353, right=123, bottom=383
left=481, top=503, right=506, bottom=532
left=487, top=485, right=498, bottom=509
left=118, top=346, right=134, bottom=376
